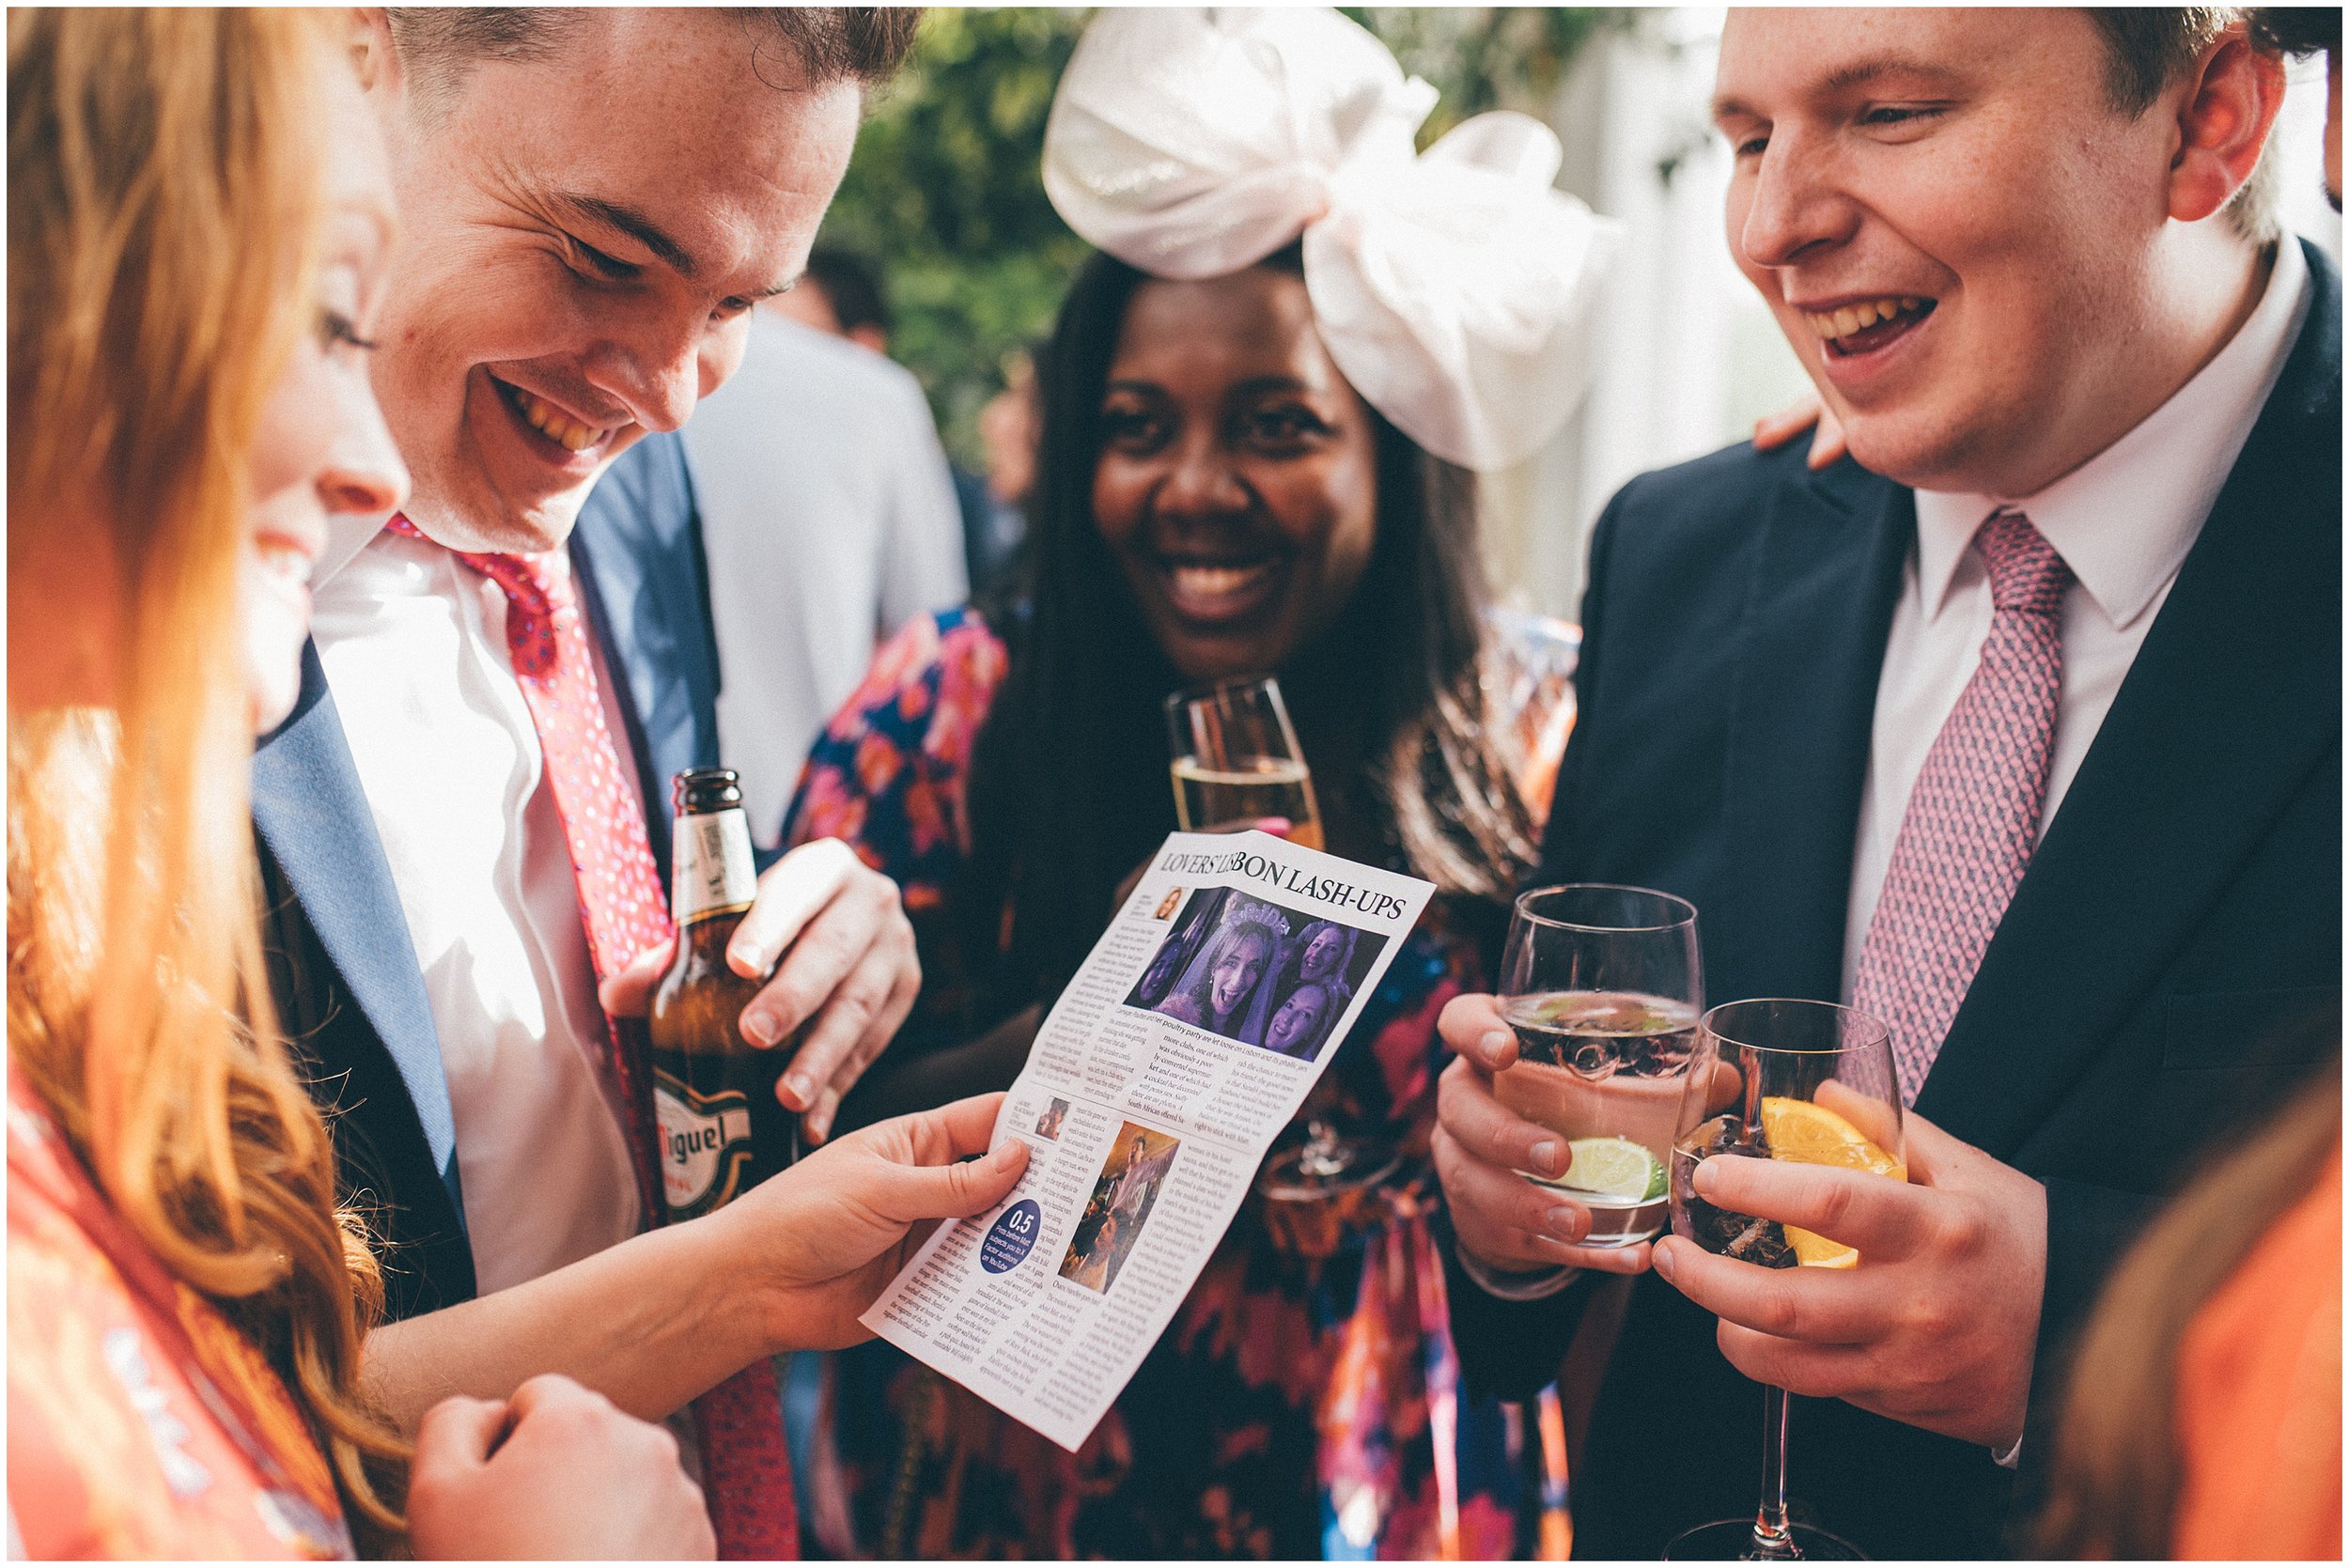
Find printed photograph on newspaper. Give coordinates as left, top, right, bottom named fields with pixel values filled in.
left=862, top=831, right=1434, bottom=1451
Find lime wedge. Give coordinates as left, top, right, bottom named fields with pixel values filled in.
left=1555, top=1137, right=1665, bottom=1202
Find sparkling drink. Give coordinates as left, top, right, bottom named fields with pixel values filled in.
left=1165, top=675, right=1322, bottom=846
left=1168, top=754, right=1324, bottom=849
left=1495, top=989, right=1698, bottom=1244
left=1670, top=1114, right=1793, bottom=1267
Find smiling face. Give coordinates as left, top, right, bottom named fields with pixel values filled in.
left=241, top=61, right=410, bottom=732
left=1092, top=265, right=1379, bottom=683
left=363, top=12, right=861, bottom=551
left=1713, top=8, right=2232, bottom=496
left=1266, top=982, right=1331, bottom=1055
left=1299, top=924, right=1346, bottom=983
left=1208, top=929, right=1273, bottom=1018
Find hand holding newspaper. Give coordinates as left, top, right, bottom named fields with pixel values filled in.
left=862, top=831, right=1435, bottom=1450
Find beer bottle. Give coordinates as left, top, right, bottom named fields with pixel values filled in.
left=650, top=767, right=801, bottom=1222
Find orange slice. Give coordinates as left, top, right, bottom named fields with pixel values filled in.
left=1759, top=1096, right=1905, bottom=1266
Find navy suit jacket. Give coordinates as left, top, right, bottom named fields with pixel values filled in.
left=256, top=432, right=726, bottom=1319
left=1446, top=242, right=2341, bottom=1558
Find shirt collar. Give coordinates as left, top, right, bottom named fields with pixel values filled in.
left=1910, top=238, right=2310, bottom=630
left=317, top=510, right=391, bottom=588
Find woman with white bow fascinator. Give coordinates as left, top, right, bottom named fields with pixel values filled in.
left=1045, top=6, right=1613, bottom=473
left=786, top=8, right=1611, bottom=1557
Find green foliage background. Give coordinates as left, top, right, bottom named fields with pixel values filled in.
left=821, top=8, right=1616, bottom=467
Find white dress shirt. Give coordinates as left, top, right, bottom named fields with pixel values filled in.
left=681, top=313, right=969, bottom=847
left=310, top=521, right=644, bottom=1296
left=1840, top=240, right=2312, bottom=995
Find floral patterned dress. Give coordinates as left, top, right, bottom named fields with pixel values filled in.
left=787, top=607, right=1578, bottom=1560
left=6, top=1065, right=352, bottom=1559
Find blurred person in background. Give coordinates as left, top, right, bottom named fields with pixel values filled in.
left=678, top=242, right=967, bottom=848
left=771, top=244, right=894, bottom=354
left=965, top=349, right=1042, bottom=594
left=2040, top=1059, right=2339, bottom=1560
left=250, top=10, right=1026, bottom=1555
left=6, top=9, right=710, bottom=1557
left=1434, top=7, right=2333, bottom=1557
left=784, top=10, right=1608, bottom=1556
left=783, top=246, right=1033, bottom=595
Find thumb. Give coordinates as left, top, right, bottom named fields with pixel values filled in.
left=1439, top=992, right=1516, bottom=1073
left=412, top=1394, right=510, bottom=1474
left=598, top=939, right=673, bottom=1019
left=878, top=1138, right=1031, bottom=1223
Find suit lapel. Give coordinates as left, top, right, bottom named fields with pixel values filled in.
left=1716, top=464, right=1912, bottom=1004
left=252, top=641, right=460, bottom=1184
left=568, top=526, right=670, bottom=874
left=568, top=433, right=723, bottom=882
left=1918, top=247, right=2342, bottom=1150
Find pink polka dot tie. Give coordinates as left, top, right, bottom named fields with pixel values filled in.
left=1850, top=510, right=2074, bottom=1106
left=384, top=516, right=798, bottom=1558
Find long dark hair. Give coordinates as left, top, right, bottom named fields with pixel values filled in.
left=958, top=247, right=1538, bottom=1016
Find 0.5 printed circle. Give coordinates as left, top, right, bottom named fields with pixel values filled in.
left=980, top=1197, right=1043, bottom=1273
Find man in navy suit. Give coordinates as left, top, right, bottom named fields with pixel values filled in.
left=252, top=10, right=997, bottom=1462
left=1431, top=10, right=2336, bottom=1557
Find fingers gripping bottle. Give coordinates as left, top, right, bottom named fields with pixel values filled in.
left=650, top=768, right=801, bottom=1220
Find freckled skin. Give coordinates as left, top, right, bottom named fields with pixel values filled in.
left=1717, top=8, right=2274, bottom=498
left=361, top=11, right=862, bottom=552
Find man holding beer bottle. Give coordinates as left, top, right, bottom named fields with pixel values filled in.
left=654, top=769, right=807, bottom=1220
left=250, top=10, right=1023, bottom=1555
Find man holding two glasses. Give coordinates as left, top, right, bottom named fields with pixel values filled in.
left=1435, top=8, right=2336, bottom=1558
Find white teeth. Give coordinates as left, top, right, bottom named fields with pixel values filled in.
left=1805, top=297, right=1927, bottom=343
left=512, top=386, right=610, bottom=454
left=1168, top=562, right=1270, bottom=599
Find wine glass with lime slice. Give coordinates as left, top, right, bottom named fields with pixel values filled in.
left=1493, top=885, right=1703, bottom=1246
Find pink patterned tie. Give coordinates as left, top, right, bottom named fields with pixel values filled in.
left=383, top=515, right=799, bottom=1558
left=1851, top=510, right=2073, bottom=1104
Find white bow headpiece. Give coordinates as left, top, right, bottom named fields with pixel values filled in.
left=1042, top=7, right=1616, bottom=473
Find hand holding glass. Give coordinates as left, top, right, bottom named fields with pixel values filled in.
left=1664, top=999, right=1906, bottom=1560
left=1492, top=884, right=1703, bottom=1246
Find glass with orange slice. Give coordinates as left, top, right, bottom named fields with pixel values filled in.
left=1663, top=1000, right=1905, bottom=1561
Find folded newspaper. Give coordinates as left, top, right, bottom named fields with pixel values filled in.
left=862, top=830, right=1436, bottom=1451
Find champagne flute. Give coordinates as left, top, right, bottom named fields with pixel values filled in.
left=1665, top=1000, right=1906, bottom=1561
left=1493, top=885, right=1703, bottom=1245
left=1165, top=675, right=1324, bottom=850
left=1164, top=677, right=1378, bottom=1240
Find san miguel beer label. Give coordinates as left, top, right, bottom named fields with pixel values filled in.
left=655, top=1068, right=756, bottom=1217
left=672, top=809, right=756, bottom=926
